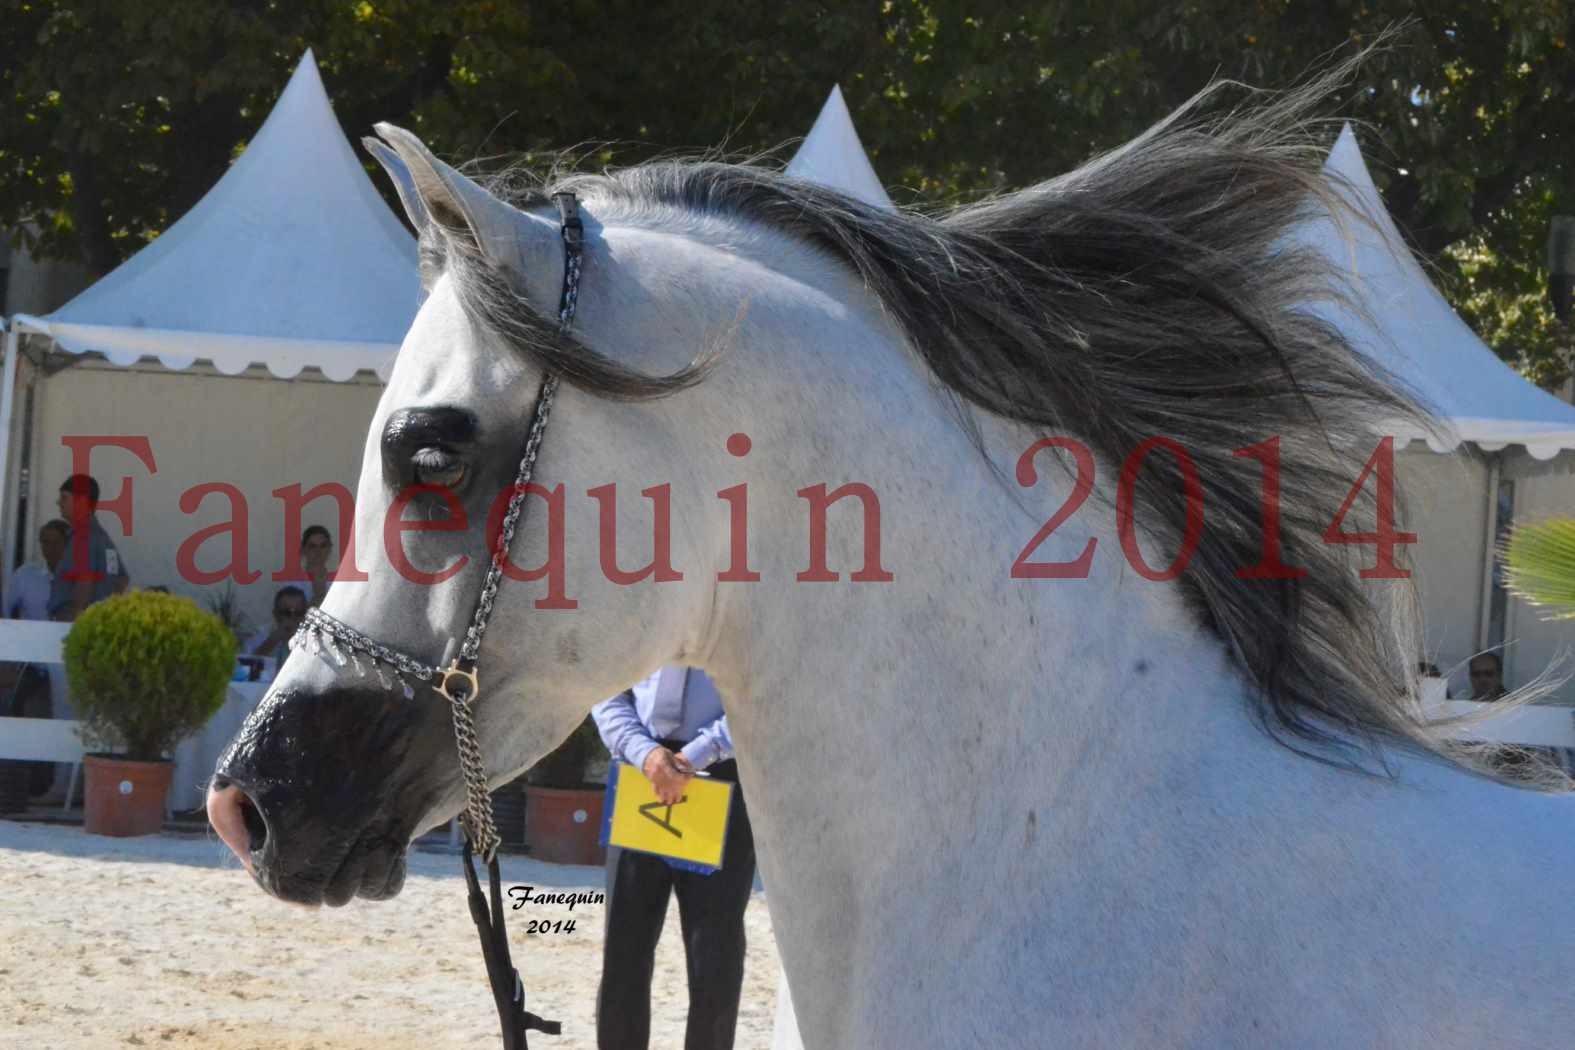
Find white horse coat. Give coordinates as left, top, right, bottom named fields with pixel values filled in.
left=399, top=188, right=1575, bottom=1048
left=217, top=88, right=1575, bottom=1049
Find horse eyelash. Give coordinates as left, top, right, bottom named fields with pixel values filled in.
left=411, top=447, right=455, bottom=470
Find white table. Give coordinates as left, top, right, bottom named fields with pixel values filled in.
left=168, top=681, right=269, bottom=813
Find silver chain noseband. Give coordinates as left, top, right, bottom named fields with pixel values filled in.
left=291, top=192, right=583, bottom=865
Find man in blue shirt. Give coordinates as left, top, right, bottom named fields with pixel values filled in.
left=591, top=666, right=756, bottom=1050
left=4, top=519, right=67, bottom=622
left=48, top=475, right=130, bottom=621
left=1, top=518, right=69, bottom=798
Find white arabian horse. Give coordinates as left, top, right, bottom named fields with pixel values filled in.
left=209, top=65, right=1575, bottom=1047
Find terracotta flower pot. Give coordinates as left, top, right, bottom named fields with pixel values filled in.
left=524, top=785, right=606, bottom=866
left=83, top=754, right=173, bottom=837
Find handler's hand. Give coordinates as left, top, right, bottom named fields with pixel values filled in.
left=642, top=747, right=694, bottom=805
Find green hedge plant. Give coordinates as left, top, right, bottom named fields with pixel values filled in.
left=63, top=591, right=238, bottom=761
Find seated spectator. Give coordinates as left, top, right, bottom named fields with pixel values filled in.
left=245, top=586, right=309, bottom=673
left=4, top=519, right=69, bottom=621
left=301, top=526, right=335, bottom=607
left=1468, top=653, right=1507, bottom=701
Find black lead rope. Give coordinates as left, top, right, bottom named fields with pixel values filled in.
left=464, top=840, right=562, bottom=1047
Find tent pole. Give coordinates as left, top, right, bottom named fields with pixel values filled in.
left=1474, top=451, right=1502, bottom=652
left=0, top=321, right=18, bottom=576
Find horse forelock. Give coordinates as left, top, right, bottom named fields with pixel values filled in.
left=427, top=57, right=1564, bottom=789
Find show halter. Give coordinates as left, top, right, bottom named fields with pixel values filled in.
left=291, top=191, right=586, bottom=1049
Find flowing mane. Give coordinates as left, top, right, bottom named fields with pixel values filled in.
left=425, top=65, right=1559, bottom=785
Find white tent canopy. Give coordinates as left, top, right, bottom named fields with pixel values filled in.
left=12, top=50, right=419, bottom=382
left=1301, top=124, right=1575, bottom=460
left=0, top=49, right=419, bottom=606
left=786, top=86, right=893, bottom=210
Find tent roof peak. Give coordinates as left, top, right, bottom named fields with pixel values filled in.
left=27, top=49, right=419, bottom=382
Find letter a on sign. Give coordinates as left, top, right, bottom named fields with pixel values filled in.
left=638, top=798, right=685, bottom=838
left=601, top=762, right=734, bottom=871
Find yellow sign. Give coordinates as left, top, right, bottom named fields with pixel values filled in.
left=601, top=761, right=735, bottom=871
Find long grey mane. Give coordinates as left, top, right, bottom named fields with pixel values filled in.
left=427, top=58, right=1561, bottom=787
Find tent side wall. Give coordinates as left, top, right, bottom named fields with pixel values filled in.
left=1401, top=446, right=1575, bottom=703
left=1401, top=447, right=1491, bottom=695
left=29, top=364, right=381, bottom=630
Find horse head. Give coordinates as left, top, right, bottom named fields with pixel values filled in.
left=206, top=126, right=762, bottom=905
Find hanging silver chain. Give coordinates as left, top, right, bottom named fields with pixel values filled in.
left=450, top=681, right=503, bottom=858
left=295, top=608, right=437, bottom=689
left=288, top=192, right=584, bottom=863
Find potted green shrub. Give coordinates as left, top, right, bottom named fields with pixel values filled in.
left=523, top=715, right=609, bottom=865
left=63, top=591, right=237, bottom=836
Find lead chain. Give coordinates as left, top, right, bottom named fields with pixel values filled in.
left=450, top=691, right=500, bottom=860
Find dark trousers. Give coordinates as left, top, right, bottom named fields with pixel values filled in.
left=596, top=756, right=756, bottom=1050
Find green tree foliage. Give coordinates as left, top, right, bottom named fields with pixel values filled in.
left=3, top=1, right=1572, bottom=383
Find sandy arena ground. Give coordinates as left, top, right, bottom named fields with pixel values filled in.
left=0, top=819, right=781, bottom=1049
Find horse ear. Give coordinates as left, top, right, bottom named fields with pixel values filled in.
left=367, top=123, right=536, bottom=271
left=362, top=136, right=432, bottom=233
left=367, top=123, right=567, bottom=314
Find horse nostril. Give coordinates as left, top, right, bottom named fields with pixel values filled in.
left=206, top=780, right=268, bottom=874
left=239, top=794, right=267, bottom=853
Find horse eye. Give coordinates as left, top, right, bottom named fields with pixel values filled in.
left=411, top=448, right=467, bottom=488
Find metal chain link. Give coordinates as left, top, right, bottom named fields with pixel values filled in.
left=294, top=609, right=438, bottom=684
left=461, top=373, right=559, bottom=665
left=450, top=690, right=501, bottom=860
left=284, top=193, right=585, bottom=863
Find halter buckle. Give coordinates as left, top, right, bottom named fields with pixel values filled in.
left=554, top=191, right=583, bottom=247
left=436, top=661, right=480, bottom=706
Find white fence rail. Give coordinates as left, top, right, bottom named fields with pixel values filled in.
left=0, top=718, right=85, bottom=763
left=0, top=619, right=68, bottom=664
left=0, top=621, right=82, bottom=811
left=1427, top=699, right=1575, bottom=749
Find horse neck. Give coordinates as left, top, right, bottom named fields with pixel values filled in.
left=692, top=326, right=1266, bottom=1041
left=695, top=296, right=1257, bottom=872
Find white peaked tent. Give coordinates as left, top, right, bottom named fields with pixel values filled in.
left=5, top=49, right=418, bottom=382
left=1296, top=124, right=1575, bottom=694
left=0, top=50, right=419, bottom=620
left=785, top=86, right=893, bottom=210
left=1301, top=124, right=1575, bottom=459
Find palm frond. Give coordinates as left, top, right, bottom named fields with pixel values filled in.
left=1502, top=518, right=1575, bottom=621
